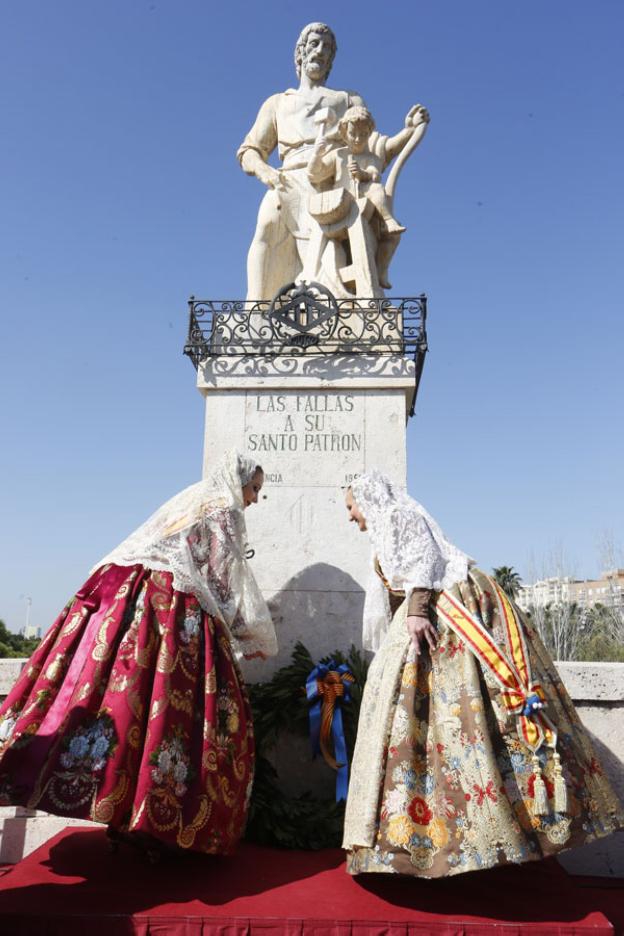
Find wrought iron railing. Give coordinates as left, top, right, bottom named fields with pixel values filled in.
left=183, top=283, right=428, bottom=416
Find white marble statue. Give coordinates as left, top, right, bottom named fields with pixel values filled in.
left=304, top=103, right=429, bottom=296
left=238, top=22, right=430, bottom=302
left=238, top=23, right=363, bottom=302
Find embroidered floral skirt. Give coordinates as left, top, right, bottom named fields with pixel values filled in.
left=343, top=569, right=624, bottom=877
left=0, top=563, right=254, bottom=854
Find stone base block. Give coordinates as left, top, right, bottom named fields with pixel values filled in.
left=0, top=806, right=97, bottom=864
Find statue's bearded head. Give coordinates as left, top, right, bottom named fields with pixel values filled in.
left=294, top=23, right=337, bottom=82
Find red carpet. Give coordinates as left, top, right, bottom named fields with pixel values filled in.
left=0, top=828, right=621, bottom=935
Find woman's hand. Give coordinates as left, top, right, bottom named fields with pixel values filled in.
left=406, top=614, right=437, bottom=656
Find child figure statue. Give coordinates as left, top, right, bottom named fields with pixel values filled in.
left=305, top=103, right=429, bottom=294
left=338, top=106, right=406, bottom=235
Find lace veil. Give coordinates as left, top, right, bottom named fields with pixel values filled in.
left=351, top=470, right=474, bottom=651
left=95, top=450, right=277, bottom=658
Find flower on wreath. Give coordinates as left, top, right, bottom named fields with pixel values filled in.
left=407, top=795, right=433, bottom=826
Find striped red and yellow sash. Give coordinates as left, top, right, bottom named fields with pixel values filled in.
left=436, top=585, right=556, bottom=752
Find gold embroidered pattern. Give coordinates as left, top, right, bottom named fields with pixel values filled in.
left=62, top=608, right=87, bottom=639
left=44, top=654, right=66, bottom=684
left=205, top=668, right=217, bottom=695
left=92, top=773, right=130, bottom=823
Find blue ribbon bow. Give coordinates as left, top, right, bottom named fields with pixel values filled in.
left=306, top=661, right=354, bottom=802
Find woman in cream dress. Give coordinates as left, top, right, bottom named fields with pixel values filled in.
left=343, top=470, right=623, bottom=877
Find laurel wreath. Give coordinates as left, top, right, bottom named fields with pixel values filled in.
left=245, top=640, right=369, bottom=849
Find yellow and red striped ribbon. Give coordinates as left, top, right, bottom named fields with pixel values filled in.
left=436, top=585, right=556, bottom=752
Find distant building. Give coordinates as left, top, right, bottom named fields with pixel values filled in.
left=20, top=624, right=41, bottom=640
left=517, top=570, right=624, bottom=614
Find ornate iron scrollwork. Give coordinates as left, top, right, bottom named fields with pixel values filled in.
left=182, top=286, right=428, bottom=417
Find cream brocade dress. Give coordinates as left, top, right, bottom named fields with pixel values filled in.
left=343, top=568, right=624, bottom=877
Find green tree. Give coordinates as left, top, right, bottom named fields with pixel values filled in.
left=492, top=566, right=522, bottom=599
left=0, top=619, right=40, bottom=658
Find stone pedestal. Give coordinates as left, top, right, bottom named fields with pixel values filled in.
left=196, top=354, right=417, bottom=678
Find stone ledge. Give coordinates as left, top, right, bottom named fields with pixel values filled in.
left=197, top=354, right=417, bottom=392
left=0, top=659, right=26, bottom=696
left=554, top=661, right=624, bottom=702
left=2, top=658, right=623, bottom=698
left=0, top=809, right=97, bottom=864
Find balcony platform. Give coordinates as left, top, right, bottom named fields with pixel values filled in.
left=0, top=827, right=621, bottom=935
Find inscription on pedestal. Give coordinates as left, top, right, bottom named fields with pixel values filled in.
left=244, top=390, right=365, bottom=486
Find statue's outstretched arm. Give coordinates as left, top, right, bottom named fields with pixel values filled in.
left=384, top=105, right=430, bottom=202
left=385, top=104, right=430, bottom=162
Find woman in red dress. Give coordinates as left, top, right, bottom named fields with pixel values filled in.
left=0, top=450, right=277, bottom=856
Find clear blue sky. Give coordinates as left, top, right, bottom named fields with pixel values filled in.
left=1, top=1, right=623, bottom=633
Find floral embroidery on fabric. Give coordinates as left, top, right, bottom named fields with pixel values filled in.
left=60, top=713, right=117, bottom=773
left=344, top=569, right=624, bottom=878
left=181, top=609, right=201, bottom=646
left=44, top=712, right=118, bottom=811
left=149, top=726, right=194, bottom=799
left=217, top=687, right=241, bottom=753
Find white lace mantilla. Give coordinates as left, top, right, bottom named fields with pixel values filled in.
left=351, top=470, right=474, bottom=651
left=94, top=451, right=277, bottom=658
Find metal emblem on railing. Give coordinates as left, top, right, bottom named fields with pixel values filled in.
left=182, top=287, right=428, bottom=417
left=269, top=283, right=339, bottom=348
